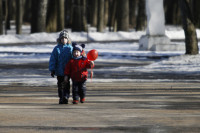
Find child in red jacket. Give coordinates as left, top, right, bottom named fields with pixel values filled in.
left=64, top=42, right=94, bottom=104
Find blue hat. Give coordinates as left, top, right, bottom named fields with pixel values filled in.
left=72, top=42, right=85, bottom=52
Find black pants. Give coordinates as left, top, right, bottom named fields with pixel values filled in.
left=72, top=81, right=86, bottom=101
left=57, top=76, right=70, bottom=101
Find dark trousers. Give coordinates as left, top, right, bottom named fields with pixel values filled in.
left=57, top=76, right=70, bottom=101
left=72, top=81, right=86, bottom=101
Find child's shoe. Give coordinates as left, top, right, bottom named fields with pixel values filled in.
left=72, top=100, right=78, bottom=104
left=59, top=99, right=63, bottom=104
left=63, top=98, right=68, bottom=104
left=80, top=98, right=85, bottom=103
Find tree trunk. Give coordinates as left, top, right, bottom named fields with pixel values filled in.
left=72, top=0, right=87, bottom=31
left=97, top=0, right=104, bottom=32
left=179, top=0, right=199, bottom=55
left=192, top=0, right=200, bottom=28
left=0, top=0, right=3, bottom=35
left=23, top=0, right=31, bottom=23
left=2, top=0, right=7, bottom=34
left=72, top=0, right=82, bottom=31
left=165, top=0, right=175, bottom=24
left=117, top=0, right=129, bottom=31
left=31, top=0, right=38, bottom=33
left=104, top=0, right=109, bottom=27
left=136, top=0, right=146, bottom=31
left=46, top=0, right=57, bottom=32
left=129, top=0, right=137, bottom=29
left=164, top=0, right=181, bottom=25
left=16, top=0, right=23, bottom=34
left=90, top=0, right=98, bottom=27
left=108, top=0, right=117, bottom=31
left=65, top=0, right=73, bottom=28
left=37, top=0, right=48, bottom=32
left=174, top=1, right=182, bottom=25
left=9, top=0, right=16, bottom=20
left=81, top=0, right=87, bottom=31
left=57, top=0, right=64, bottom=31
left=6, top=0, right=12, bottom=30
left=31, top=0, right=48, bottom=33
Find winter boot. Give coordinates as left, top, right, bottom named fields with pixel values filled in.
left=59, top=98, right=63, bottom=104
left=63, top=98, right=68, bottom=104
left=80, top=98, right=85, bottom=103
left=72, top=100, right=79, bottom=104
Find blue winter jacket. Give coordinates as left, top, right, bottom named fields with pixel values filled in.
left=49, top=43, right=73, bottom=76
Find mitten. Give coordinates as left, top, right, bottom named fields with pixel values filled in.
left=51, top=71, right=55, bottom=78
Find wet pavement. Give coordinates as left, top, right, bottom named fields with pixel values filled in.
left=0, top=82, right=200, bottom=133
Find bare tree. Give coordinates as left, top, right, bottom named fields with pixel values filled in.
left=164, top=0, right=181, bottom=25
left=136, top=0, right=146, bottom=31
left=46, top=0, right=57, bottom=32
left=57, top=0, right=65, bottom=31
left=192, top=0, right=200, bottom=28
left=71, top=0, right=87, bottom=31
left=97, top=0, right=104, bottom=32
left=0, top=0, right=3, bottom=34
left=179, top=0, right=199, bottom=55
left=6, top=0, right=12, bottom=30
left=129, top=0, right=137, bottom=29
left=65, top=0, right=73, bottom=28
left=23, top=0, right=31, bottom=24
left=31, top=0, right=48, bottom=33
left=104, top=0, right=109, bottom=26
left=117, top=0, right=129, bottom=31
left=108, top=0, right=117, bottom=31
left=72, top=0, right=81, bottom=31
left=82, top=0, right=87, bottom=31
left=90, top=0, right=98, bottom=27
left=16, top=0, right=23, bottom=34
left=165, top=0, right=176, bottom=24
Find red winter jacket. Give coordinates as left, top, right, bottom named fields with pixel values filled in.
left=64, top=57, right=92, bottom=82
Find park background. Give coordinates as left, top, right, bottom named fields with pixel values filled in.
left=0, top=0, right=200, bottom=133
left=0, top=0, right=200, bottom=85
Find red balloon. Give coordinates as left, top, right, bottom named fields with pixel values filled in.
left=87, top=49, right=98, bottom=61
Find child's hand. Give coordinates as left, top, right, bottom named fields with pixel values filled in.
left=90, top=61, right=94, bottom=68
left=51, top=71, right=55, bottom=78
left=64, top=76, right=69, bottom=83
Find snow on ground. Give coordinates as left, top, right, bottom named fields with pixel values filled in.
left=0, top=25, right=200, bottom=85
left=140, top=55, right=200, bottom=73
left=121, top=54, right=200, bottom=73
left=0, top=25, right=198, bottom=43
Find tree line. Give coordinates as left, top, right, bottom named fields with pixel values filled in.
left=0, top=0, right=199, bottom=54
left=0, top=0, right=195, bottom=34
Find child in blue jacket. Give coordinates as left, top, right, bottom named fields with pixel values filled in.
left=49, top=30, right=73, bottom=104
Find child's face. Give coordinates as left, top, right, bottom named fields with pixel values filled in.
left=61, top=37, right=68, bottom=44
left=73, top=50, right=81, bottom=58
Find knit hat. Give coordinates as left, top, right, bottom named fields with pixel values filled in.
left=58, top=30, right=69, bottom=39
left=72, top=42, right=85, bottom=53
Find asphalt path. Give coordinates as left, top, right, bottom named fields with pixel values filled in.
left=0, top=82, right=200, bottom=133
